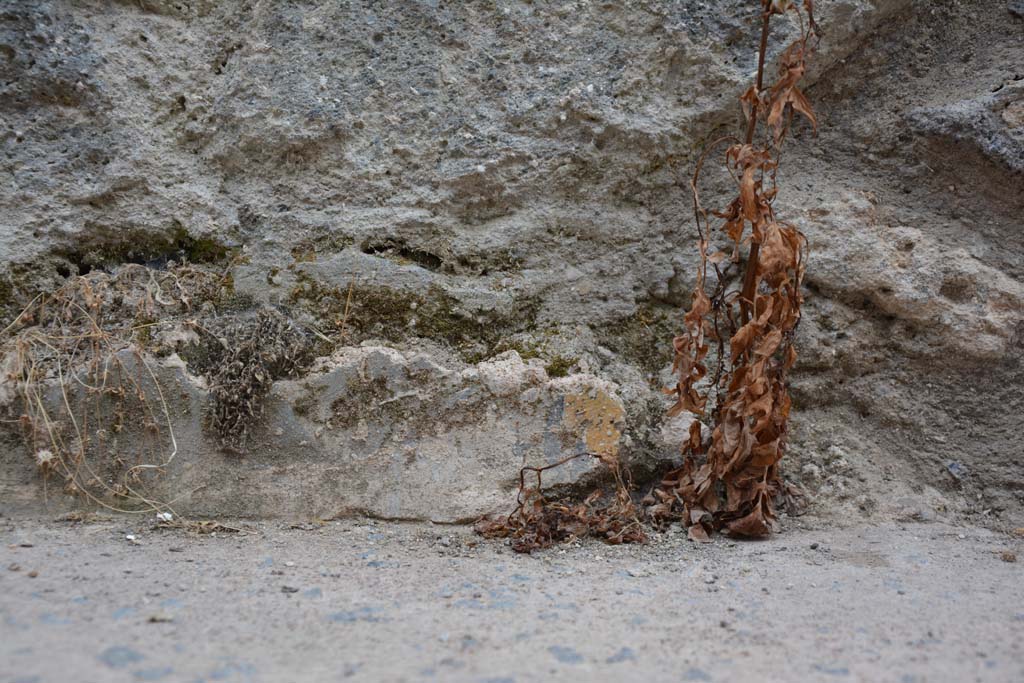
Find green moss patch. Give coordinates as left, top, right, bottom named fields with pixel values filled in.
left=287, top=274, right=539, bottom=361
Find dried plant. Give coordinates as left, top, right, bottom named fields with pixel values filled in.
left=477, top=0, right=819, bottom=550
left=0, top=263, right=227, bottom=513
left=647, top=0, right=818, bottom=539
left=476, top=452, right=646, bottom=553
left=209, top=308, right=312, bottom=452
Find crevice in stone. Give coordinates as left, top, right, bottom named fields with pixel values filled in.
left=360, top=238, right=444, bottom=272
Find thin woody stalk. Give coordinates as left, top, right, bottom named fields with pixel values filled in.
left=740, top=6, right=773, bottom=327
left=745, top=8, right=773, bottom=145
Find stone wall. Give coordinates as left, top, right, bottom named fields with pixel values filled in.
left=2, top=0, right=1021, bottom=526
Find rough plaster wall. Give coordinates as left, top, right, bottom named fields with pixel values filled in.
left=1, top=0, right=1021, bottom=525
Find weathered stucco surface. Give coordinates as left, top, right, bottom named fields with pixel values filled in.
left=1, top=0, right=1021, bottom=525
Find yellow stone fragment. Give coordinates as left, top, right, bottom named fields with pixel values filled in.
left=562, top=391, right=624, bottom=459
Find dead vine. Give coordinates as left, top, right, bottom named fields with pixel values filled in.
left=647, top=0, right=819, bottom=539
left=476, top=452, right=646, bottom=553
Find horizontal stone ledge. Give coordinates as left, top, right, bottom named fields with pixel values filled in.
left=0, top=347, right=631, bottom=523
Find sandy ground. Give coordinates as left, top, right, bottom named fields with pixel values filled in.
left=1, top=514, right=1022, bottom=683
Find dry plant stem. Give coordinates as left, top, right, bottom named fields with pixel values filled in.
left=507, top=452, right=589, bottom=525
left=740, top=8, right=772, bottom=327
left=745, top=8, right=772, bottom=145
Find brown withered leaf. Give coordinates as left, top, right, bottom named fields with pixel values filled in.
left=767, top=40, right=817, bottom=142
left=687, top=288, right=712, bottom=323
left=740, top=165, right=760, bottom=222
left=754, top=328, right=783, bottom=358
left=688, top=524, right=712, bottom=543
left=667, top=387, right=707, bottom=417
left=720, top=422, right=757, bottom=478
left=687, top=419, right=704, bottom=451
left=740, top=84, right=760, bottom=123
left=745, top=391, right=774, bottom=420
left=758, top=222, right=799, bottom=275
left=730, top=322, right=759, bottom=362
left=771, top=85, right=815, bottom=138
left=750, top=438, right=782, bottom=468
left=708, top=250, right=729, bottom=264
left=716, top=198, right=746, bottom=246
left=725, top=504, right=773, bottom=538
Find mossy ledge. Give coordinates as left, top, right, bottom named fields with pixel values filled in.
left=287, top=273, right=540, bottom=362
